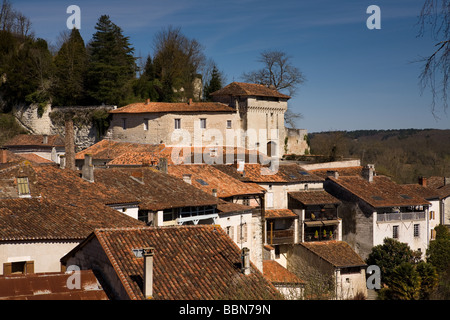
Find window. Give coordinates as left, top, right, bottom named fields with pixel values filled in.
left=17, top=177, right=30, bottom=196
left=237, top=223, right=248, bottom=244
left=430, top=211, right=435, bottom=220
left=200, top=118, right=206, bottom=129
left=122, top=118, right=127, bottom=130
left=227, top=120, right=232, bottom=129
left=143, top=118, right=149, bottom=131
left=174, top=118, right=181, bottom=130
left=226, top=226, right=234, bottom=240
left=414, top=224, right=420, bottom=237
left=3, top=261, right=34, bottom=275
left=393, top=225, right=399, bottom=239
left=163, top=209, right=175, bottom=222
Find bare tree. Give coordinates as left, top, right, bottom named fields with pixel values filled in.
left=0, top=0, right=32, bottom=37
left=242, top=50, right=306, bottom=97
left=417, top=0, right=449, bottom=116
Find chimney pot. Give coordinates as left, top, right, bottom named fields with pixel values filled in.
left=188, top=98, right=193, bottom=105
left=362, top=164, right=374, bottom=182
left=0, top=148, right=7, bottom=164
left=81, top=154, right=94, bottom=182
left=212, top=188, right=217, bottom=197
left=327, top=170, right=339, bottom=179
left=183, top=174, right=192, bottom=184
left=143, top=247, right=155, bottom=299
left=241, top=247, right=250, bottom=275
left=418, top=176, right=427, bottom=187
left=146, top=98, right=150, bottom=105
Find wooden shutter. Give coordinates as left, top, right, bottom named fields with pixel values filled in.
left=3, top=262, right=12, bottom=275
left=26, top=261, right=34, bottom=274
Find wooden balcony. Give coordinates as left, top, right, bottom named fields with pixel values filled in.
left=267, top=228, right=295, bottom=245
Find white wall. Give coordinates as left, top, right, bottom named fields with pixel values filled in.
left=0, top=241, right=79, bottom=275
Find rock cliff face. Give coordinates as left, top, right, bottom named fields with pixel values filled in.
left=12, top=104, right=114, bottom=152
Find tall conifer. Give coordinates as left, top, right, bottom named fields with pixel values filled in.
left=86, top=15, right=136, bottom=106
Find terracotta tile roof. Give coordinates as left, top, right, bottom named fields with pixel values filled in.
left=0, top=271, right=108, bottom=300
left=76, top=140, right=269, bottom=167
left=71, top=226, right=282, bottom=300
left=425, top=176, right=447, bottom=189
left=0, top=198, right=143, bottom=241
left=92, top=167, right=220, bottom=211
left=265, top=209, right=298, bottom=219
left=210, top=82, right=291, bottom=99
left=299, top=241, right=367, bottom=268
left=328, top=175, right=430, bottom=208
left=4, top=134, right=65, bottom=147
left=109, top=101, right=234, bottom=114
left=0, top=162, right=144, bottom=241
left=423, top=176, right=450, bottom=198
left=288, top=190, right=341, bottom=206
left=216, top=199, right=254, bottom=214
left=15, top=153, right=54, bottom=164
left=106, top=152, right=160, bottom=166
left=75, top=140, right=166, bottom=161
left=214, top=163, right=324, bottom=184
left=167, top=164, right=265, bottom=198
left=263, top=260, right=305, bottom=285
left=310, top=166, right=363, bottom=179
left=401, top=184, right=442, bottom=200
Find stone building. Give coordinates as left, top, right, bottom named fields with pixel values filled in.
left=108, top=82, right=309, bottom=159
left=324, top=165, right=431, bottom=261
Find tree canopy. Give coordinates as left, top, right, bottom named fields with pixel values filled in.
left=86, top=15, right=136, bottom=106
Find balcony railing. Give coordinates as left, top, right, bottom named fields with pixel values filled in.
left=304, top=231, right=336, bottom=242
left=377, top=211, right=426, bottom=222
left=267, top=229, right=295, bottom=245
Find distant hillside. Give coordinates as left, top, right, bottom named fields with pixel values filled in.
left=308, top=129, right=450, bottom=184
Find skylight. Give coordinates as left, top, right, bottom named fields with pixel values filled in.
left=196, top=179, right=209, bottom=186
left=299, top=171, right=310, bottom=176
left=372, top=196, right=383, bottom=201
left=400, top=194, right=412, bottom=199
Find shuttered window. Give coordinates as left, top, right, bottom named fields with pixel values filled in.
left=3, top=261, right=34, bottom=275
left=17, top=177, right=30, bottom=196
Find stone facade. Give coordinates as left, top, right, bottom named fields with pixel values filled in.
left=108, top=82, right=309, bottom=158
left=109, top=111, right=240, bottom=147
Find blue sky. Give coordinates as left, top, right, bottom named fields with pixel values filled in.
left=13, top=0, right=449, bottom=132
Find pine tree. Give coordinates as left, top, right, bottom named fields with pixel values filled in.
left=52, top=28, right=87, bottom=106
left=86, top=15, right=136, bottom=106
left=132, top=55, right=159, bottom=102
left=203, top=65, right=222, bottom=101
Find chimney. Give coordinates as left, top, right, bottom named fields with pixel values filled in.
left=182, top=174, right=192, bottom=184
left=158, top=158, right=168, bottom=173
left=327, top=170, right=339, bottom=179
left=143, top=247, right=155, bottom=299
left=418, top=176, right=427, bottom=187
left=64, top=118, right=76, bottom=171
left=0, top=148, right=7, bottom=164
left=241, top=247, right=251, bottom=275
left=444, top=177, right=450, bottom=186
left=43, top=134, right=48, bottom=144
left=81, top=154, right=94, bottom=182
left=145, top=98, right=150, bottom=105
left=188, top=98, right=193, bottom=105
left=237, top=159, right=245, bottom=172
left=59, top=155, right=65, bottom=169
left=212, top=188, right=217, bottom=197
left=362, top=164, right=375, bottom=182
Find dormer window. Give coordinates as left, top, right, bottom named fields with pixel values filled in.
left=17, top=177, right=30, bottom=197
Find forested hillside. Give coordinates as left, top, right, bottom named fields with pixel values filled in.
left=308, top=129, right=450, bottom=184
